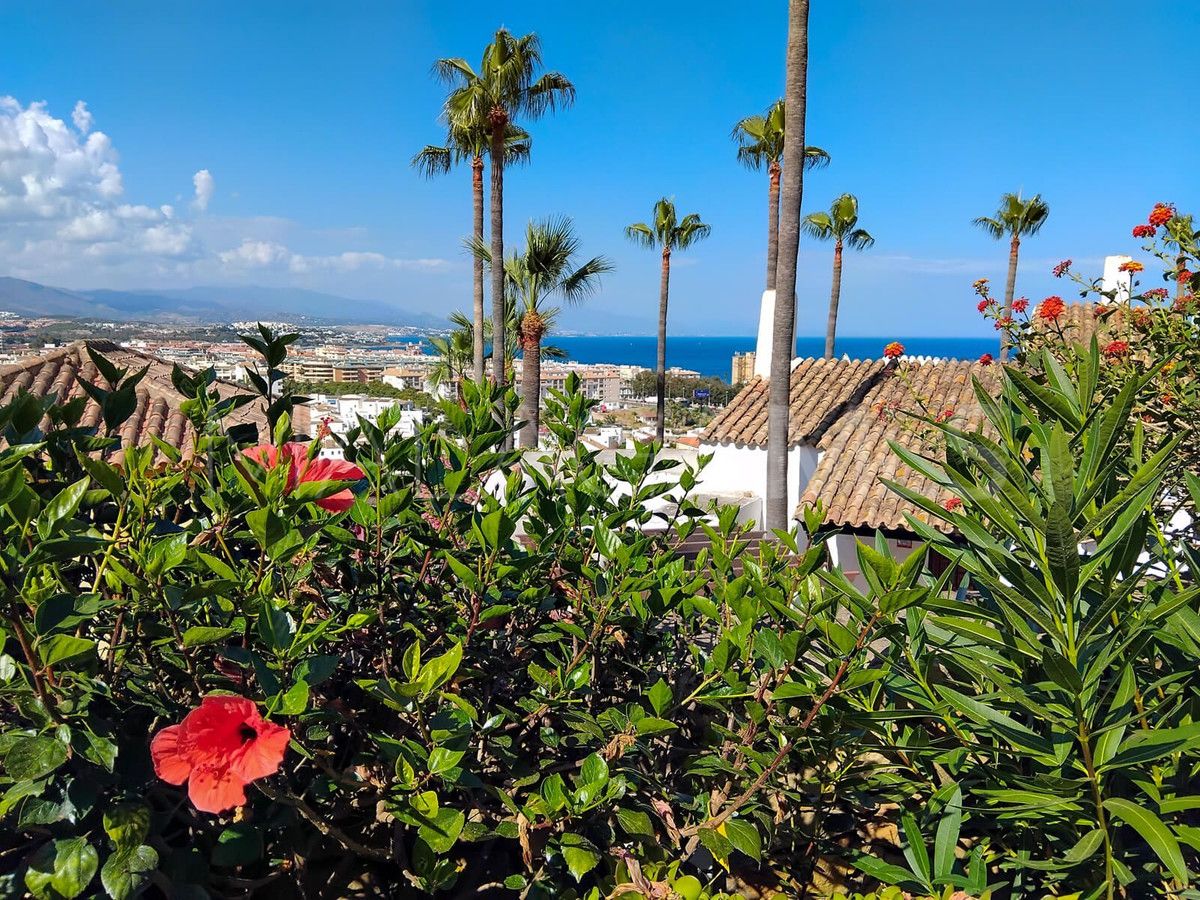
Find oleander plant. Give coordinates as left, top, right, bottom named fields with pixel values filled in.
left=0, top=295, right=1197, bottom=899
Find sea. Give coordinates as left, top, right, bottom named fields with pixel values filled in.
left=394, top=335, right=999, bottom=380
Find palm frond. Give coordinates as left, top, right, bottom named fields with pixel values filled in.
left=846, top=228, right=875, bottom=251
left=624, top=223, right=656, bottom=249
left=431, top=57, right=477, bottom=87
left=972, top=215, right=1007, bottom=240
left=802, top=211, right=834, bottom=240
left=803, top=145, right=832, bottom=170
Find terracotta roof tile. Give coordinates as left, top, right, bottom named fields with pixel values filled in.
left=799, top=360, right=1002, bottom=533
left=0, top=340, right=307, bottom=459
left=701, top=357, right=888, bottom=447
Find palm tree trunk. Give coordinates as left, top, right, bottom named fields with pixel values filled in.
left=766, top=163, right=781, bottom=291
left=488, top=110, right=509, bottom=448
left=1000, top=234, right=1019, bottom=361
left=471, top=155, right=486, bottom=384
left=824, top=240, right=843, bottom=359
left=519, top=333, right=541, bottom=449
left=656, top=248, right=671, bottom=444
left=766, top=0, right=809, bottom=533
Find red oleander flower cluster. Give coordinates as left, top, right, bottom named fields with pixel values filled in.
left=1131, top=308, right=1151, bottom=329
left=972, top=278, right=989, bottom=294
left=1179, top=269, right=1193, bottom=286
left=242, top=442, right=365, bottom=512
left=978, top=353, right=993, bottom=365
left=1037, top=296, right=1066, bottom=320
left=1103, top=340, right=1130, bottom=358
left=1012, top=297, right=1029, bottom=314
left=883, top=341, right=905, bottom=359
left=1052, top=259, right=1072, bottom=278
left=994, top=316, right=1014, bottom=330
left=942, top=497, right=963, bottom=512
left=976, top=299, right=989, bottom=313
left=935, top=408, right=955, bottom=423
left=1119, top=260, right=1145, bottom=273
left=1174, top=294, right=1195, bottom=313
left=151, top=696, right=290, bottom=813
left=1143, top=287, right=1168, bottom=301
left=1148, top=202, right=1175, bottom=227
left=1132, top=224, right=1156, bottom=239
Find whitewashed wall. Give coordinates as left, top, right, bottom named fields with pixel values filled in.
left=696, top=442, right=817, bottom=529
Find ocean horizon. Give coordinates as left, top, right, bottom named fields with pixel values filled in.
left=396, top=334, right=1000, bottom=380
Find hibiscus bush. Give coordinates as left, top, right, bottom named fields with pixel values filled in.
left=0, top=305, right=1196, bottom=899
left=0, top=332, right=947, bottom=898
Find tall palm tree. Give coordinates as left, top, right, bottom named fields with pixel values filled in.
left=625, top=199, right=712, bottom=444
left=411, top=121, right=531, bottom=384
left=732, top=99, right=829, bottom=290
left=765, top=0, right=811, bottom=533
left=973, top=191, right=1050, bottom=360
left=436, top=29, right=575, bottom=440
left=478, top=218, right=612, bottom=448
left=803, top=194, right=875, bottom=359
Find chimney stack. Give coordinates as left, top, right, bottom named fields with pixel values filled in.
left=1100, top=255, right=1133, bottom=302
left=753, top=289, right=794, bottom=378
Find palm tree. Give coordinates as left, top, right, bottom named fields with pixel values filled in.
left=765, top=0, right=811, bottom=533
left=803, top=194, right=875, bottom=359
left=428, top=313, right=475, bottom=403
left=732, top=99, right=829, bottom=290
left=475, top=218, right=612, bottom=448
left=436, top=29, right=575, bottom=436
left=625, top=199, right=711, bottom=444
left=973, top=191, right=1050, bottom=359
left=411, top=121, right=531, bottom=384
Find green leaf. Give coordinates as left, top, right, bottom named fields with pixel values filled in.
left=103, top=804, right=151, bottom=851
left=1104, top=797, right=1189, bottom=885
left=933, top=787, right=963, bottom=880
left=38, top=635, right=97, bottom=669
left=1042, top=646, right=1083, bottom=695
left=246, top=508, right=288, bottom=551
left=427, top=747, right=465, bottom=775
left=579, top=753, right=608, bottom=788
left=25, top=837, right=98, bottom=899
left=647, top=678, right=672, bottom=716
left=39, top=478, right=89, bottom=538
left=257, top=604, right=295, bottom=652
left=615, top=807, right=655, bottom=838
left=1064, top=828, right=1105, bottom=864
left=560, top=833, right=601, bottom=881
left=901, top=812, right=932, bottom=887
left=5, top=735, right=68, bottom=780
left=418, top=807, right=464, bottom=854
left=634, top=716, right=676, bottom=735
left=181, top=626, right=237, bottom=648
left=99, top=845, right=157, bottom=900
left=724, top=819, right=761, bottom=861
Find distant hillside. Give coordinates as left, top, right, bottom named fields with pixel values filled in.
left=0, top=277, right=444, bottom=327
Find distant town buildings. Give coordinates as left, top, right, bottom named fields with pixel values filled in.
left=731, top=351, right=755, bottom=384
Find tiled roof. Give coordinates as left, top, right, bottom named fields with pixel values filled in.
left=0, top=341, right=298, bottom=458
left=700, top=357, right=888, bottom=448
left=799, top=360, right=1001, bottom=533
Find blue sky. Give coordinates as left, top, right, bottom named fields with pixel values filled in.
left=2, top=0, right=1196, bottom=335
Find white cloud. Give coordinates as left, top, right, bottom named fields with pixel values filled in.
left=71, top=100, right=93, bottom=134
left=192, top=168, right=214, bottom=212
left=0, top=97, right=448, bottom=292
left=218, top=238, right=447, bottom=275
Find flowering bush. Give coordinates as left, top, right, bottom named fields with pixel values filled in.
left=1, top=320, right=1196, bottom=898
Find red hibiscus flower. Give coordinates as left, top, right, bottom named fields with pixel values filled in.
left=1148, top=203, right=1175, bottom=227
left=1037, top=296, right=1066, bottom=321
left=883, top=341, right=905, bottom=359
left=942, top=497, right=963, bottom=512
left=1103, top=340, right=1129, bottom=358
left=1012, top=297, right=1029, bottom=314
left=151, top=695, right=290, bottom=813
left=978, top=353, right=994, bottom=365
left=1118, top=260, right=1144, bottom=273
left=1132, top=224, right=1156, bottom=239
left=242, top=443, right=364, bottom=512
left=1052, top=259, right=1072, bottom=278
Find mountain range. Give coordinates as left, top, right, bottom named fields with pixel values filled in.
left=0, top=277, right=446, bottom=328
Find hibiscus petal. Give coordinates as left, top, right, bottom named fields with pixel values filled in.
left=150, top=725, right=192, bottom=784
left=316, top=489, right=356, bottom=513
left=304, top=456, right=365, bottom=483
left=241, top=444, right=278, bottom=468
left=230, top=721, right=291, bottom=782
left=188, top=764, right=248, bottom=814
left=184, top=695, right=260, bottom=758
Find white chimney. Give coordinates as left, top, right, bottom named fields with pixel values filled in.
left=753, top=289, right=794, bottom=378
left=1100, top=255, right=1133, bottom=302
